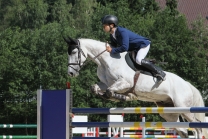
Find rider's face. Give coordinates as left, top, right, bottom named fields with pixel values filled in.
left=103, top=24, right=110, bottom=33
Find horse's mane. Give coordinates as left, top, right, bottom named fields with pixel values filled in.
left=78, top=38, right=107, bottom=47
left=78, top=38, right=116, bottom=48
left=78, top=38, right=103, bottom=43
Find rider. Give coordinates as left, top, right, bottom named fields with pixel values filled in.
left=101, top=15, right=166, bottom=82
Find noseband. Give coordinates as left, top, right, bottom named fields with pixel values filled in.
left=68, top=40, right=106, bottom=72
left=67, top=40, right=87, bottom=72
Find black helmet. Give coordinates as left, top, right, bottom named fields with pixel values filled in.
left=101, top=15, right=118, bottom=26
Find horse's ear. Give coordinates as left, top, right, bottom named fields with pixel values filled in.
left=63, top=36, right=71, bottom=44
left=63, top=36, right=78, bottom=45
left=68, top=36, right=78, bottom=45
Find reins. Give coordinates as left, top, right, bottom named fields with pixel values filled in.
left=80, top=49, right=107, bottom=69
left=68, top=40, right=107, bottom=71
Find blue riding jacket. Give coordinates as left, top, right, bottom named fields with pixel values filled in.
left=110, top=26, right=150, bottom=54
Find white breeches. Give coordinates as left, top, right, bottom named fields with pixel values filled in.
left=136, top=44, right=150, bottom=65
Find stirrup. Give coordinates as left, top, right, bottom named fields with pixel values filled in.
left=155, top=74, right=166, bottom=81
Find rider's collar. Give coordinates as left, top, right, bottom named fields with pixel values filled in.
left=112, top=27, right=117, bottom=39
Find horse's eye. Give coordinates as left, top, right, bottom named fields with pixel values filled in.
left=71, top=51, right=77, bottom=54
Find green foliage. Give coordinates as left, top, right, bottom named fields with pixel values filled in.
left=70, top=0, right=97, bottom=38
left=0, top=0, right=207, bottom=135
left=190, top=17, right=208, bottom=102
left=0, top=27, right=37, bottom=134
left=166, top=0, right=178, bottom=16
left=1, top=0, right=48, bottom=29
left=150, top=8, right=207, bottom=93
left=46, top=0, right=73, bottom=24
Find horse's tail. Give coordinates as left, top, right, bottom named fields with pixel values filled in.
left=188, top=82, right=208, bottom=138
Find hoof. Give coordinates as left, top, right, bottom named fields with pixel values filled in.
left=90, top=85, right=97, bottom=95
left=106, top=89, right=114, bottom=98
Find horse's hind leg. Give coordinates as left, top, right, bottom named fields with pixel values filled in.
left=181, top=113, right=203, bottom=138
left=158, top=113, right=189, bottom=138
left=155, top=102, right=189, bottom=138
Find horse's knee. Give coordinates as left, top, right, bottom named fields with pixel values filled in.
left=90, top=84, right=100, bottom=95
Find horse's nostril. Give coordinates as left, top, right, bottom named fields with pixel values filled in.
left=69, top=72, right=73, bottom=76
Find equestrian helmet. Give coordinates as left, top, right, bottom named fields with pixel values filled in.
left=101, top=15, right=118, bottom=26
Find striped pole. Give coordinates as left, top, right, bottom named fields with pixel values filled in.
left=72, top=122, right=208, bottom=128
left=123, top=135, right=181, bottom=138
left=0, top=135, right=36, bottom=139
left=1, top=136, right=193, bottom=139
left=72, top=137, right=190, bottom=139
left=0, top=124, right=37, bottom=128
left=123, top=127, right=195, bottom=131
left=72, top=107, right=208, bottom=114
left=98, top=132, right=169, bottom=135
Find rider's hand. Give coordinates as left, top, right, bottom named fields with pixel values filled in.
left=106, top=45, right=112, bottom=52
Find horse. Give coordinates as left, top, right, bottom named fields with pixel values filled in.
left=64, top=37, right=208, bottom=138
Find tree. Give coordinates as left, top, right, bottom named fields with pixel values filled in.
left=70, top=0, right=98, bottom=38
left=0, top=23, right=77, bottom=134
left=45, top=0, right=73, bottom=24
left=190, top=17, right=208, bottom=106
left=0, top=0, right=48, bottom=29
left=150, top=8, right=207, bottom=97
left=0, top=27, right=37, bottom=135
left=166, top=0, right=178, bottom=16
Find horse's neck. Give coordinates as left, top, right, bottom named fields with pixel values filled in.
left=81, top=39, right=110, bottom=66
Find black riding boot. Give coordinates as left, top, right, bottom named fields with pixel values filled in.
left=141, top=59, right=166, bottom=82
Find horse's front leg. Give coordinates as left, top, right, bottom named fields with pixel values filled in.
left=90, top=82, right=121, bottom=102
left=91, top=82, right=108, bottom=95
left=106, top=78, right=138, bottom=101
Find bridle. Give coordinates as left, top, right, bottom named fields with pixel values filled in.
left=68, top=40, right=106, bottom=72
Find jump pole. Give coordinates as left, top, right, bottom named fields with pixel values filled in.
left=37, top=89, right=72, bottom=139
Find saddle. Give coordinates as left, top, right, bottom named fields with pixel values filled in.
left=125, top=52, right=164, bottom=77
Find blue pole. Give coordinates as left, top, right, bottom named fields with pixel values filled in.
left=37, top=90, right=70, bottom=139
